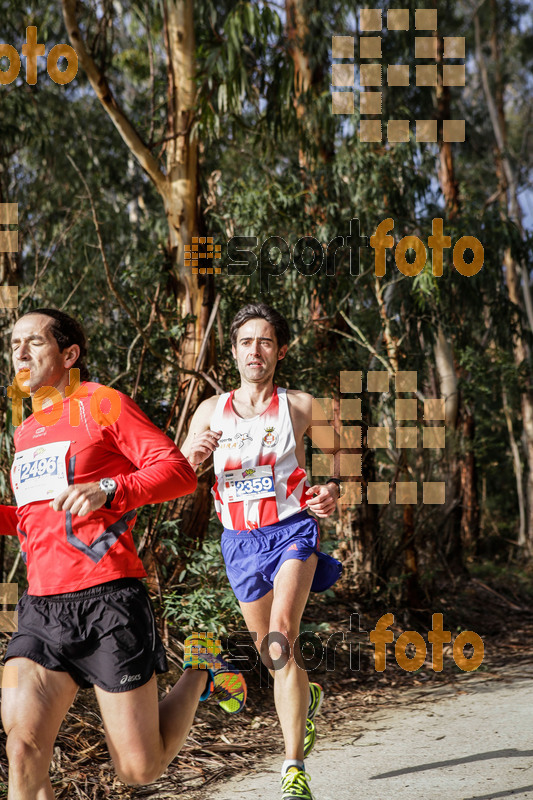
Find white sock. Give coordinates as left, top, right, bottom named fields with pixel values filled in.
left=281, top=759, right=304, bottom=776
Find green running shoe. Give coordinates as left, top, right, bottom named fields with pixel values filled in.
left=303, top=683, right=324, bottom=757
left=281, top=767, right=314, bottom=800
left=303, top=718, right=316, bottom=759
left=213, top=670, right=247, bottom=714
left=308, top=682, right=324, bottom=721
left=183, top=632, right=247, bottom=713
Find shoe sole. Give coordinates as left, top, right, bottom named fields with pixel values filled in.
left=214, top=670, right=247, bottom=714
left=184, top=635, right=247, bottom=713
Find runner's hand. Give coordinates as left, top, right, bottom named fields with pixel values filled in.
left=188, top=430, right=222, bottom=468
left=305, top=484, right=339, bottom=517
left=49, top=483, right=107, bottom=516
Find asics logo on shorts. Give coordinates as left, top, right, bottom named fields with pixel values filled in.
left=120, top=673, right=141, bottom=684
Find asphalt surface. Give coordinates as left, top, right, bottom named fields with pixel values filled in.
left=204, top=663, right=533, bottom=800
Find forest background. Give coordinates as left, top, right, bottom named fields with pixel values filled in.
left=0, top=1, right=532, bottom=792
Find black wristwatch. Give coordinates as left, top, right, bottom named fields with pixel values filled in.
left=326, top=478, right=345, bottom=497
left=99, top=478, right=117, bottom=509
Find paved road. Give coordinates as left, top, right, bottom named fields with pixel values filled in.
left=205, top=664, right=533, bottom=800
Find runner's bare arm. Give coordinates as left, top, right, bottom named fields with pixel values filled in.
left=180, top=395, right=222, bottom=468
left=287, top=391, right=340, bottom=518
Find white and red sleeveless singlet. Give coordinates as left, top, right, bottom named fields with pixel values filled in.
left=211, top=387, right=310, bottom=530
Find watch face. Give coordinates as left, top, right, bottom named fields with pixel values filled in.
left=100, top=478, right=117, bottom=493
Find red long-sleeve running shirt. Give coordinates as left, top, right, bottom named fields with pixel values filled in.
left=1, top=382, right=196, bottom=595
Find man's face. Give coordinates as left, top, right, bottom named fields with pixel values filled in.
left=11, top=314, right=76, bottom=395
left=232, top=318, right=287, bottom=384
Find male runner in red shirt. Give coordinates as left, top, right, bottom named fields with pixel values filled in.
left=181, top=303, right=343, bottom=800
left=0, top=308, right=246, bottom=800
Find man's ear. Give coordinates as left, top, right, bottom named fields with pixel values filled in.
left=63, top=345, right=80, bottom=370
left=231, top=344, right=236, bottom=360
left=277, top=345, right=288, bottom=362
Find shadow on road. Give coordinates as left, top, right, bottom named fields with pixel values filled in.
left=371, top=749, right=533, bottom=779
left=463, top=785, right=533, bottom=799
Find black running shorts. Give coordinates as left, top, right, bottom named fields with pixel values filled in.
left=4, top=578, right=168, bottom=692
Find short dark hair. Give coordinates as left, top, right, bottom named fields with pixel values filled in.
left=20, top=308, right=90, bottom=381
left=229, top=304, right=290, bottom=349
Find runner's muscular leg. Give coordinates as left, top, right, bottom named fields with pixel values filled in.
left=269, top=554, right=318, bottom=761
left=239, top=557, right=317, bottom=759
left=94, top=667, right=208, bottom=785
left=239, top=590, right=273, bottom=666
left=1, top=658, right=78, bottom=800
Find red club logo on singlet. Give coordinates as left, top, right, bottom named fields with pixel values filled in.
left=262, top=426, right=278, bottom=447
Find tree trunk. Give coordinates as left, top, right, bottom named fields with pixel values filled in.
left=476, top=2, right=533, bottom=556
left=460, top=412, right=479, bottom=553
left=160, top=1, right=214, bottom=561
left=285, top=0, right=312, bottom=172
left=340, top=392, right=378, bottom=595
left=285, top=0, right=333, bottom=224
left=375, top=278, right=423, bottom=604
left=433, top=329, right=463, bottom=572
left=163, top=1, right=211, bottom=370
left=502, top=389, right=527, bottom=551
left=436, top=33, right=459, bottom=217
left=435, top=40, right=478, bottom=560
left=62, top=0, right=215, bottom=571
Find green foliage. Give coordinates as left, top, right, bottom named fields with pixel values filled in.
left=470, top=562, right=533, bottom=603
left=162, top=536, right=241, bottom=636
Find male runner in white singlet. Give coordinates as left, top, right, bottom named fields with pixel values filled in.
left=181, top=303, right=342, bottom=800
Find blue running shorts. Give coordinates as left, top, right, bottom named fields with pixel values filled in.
left=220, top=510, right=342, bottom=603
